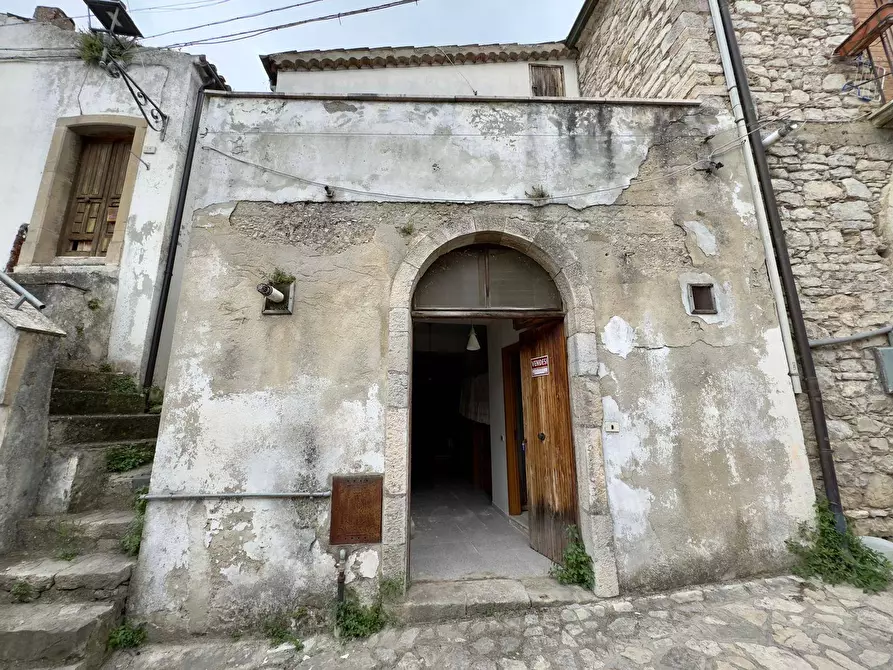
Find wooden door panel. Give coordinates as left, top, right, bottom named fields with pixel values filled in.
left=519, top=321, right=578, bottom=563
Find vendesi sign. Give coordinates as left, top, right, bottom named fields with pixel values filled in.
left=531, top=355, right=550, bottom=377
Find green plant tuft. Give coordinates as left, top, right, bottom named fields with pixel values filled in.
left=109, top=374, right=140, bottom=395
left=787, top=499, right=892, bottom=593
left=550, top=525, right=594, bottom=590
left=120, top=487, right=148, bottom=556
left=106, top=443, right=155, bottom=473
left=336, top=593, right=386, bottom=640
left=262, top=609, right=306, bottom=649
left=77, top=31, right=135, bottom=66
left=378, top=576, right=404, bottom=603
left=11, top=580, right=34, bottom=603
left=107, top=621, right=147, bottom=650
left=53, top=521, right=80, bottom=561
left=268, top=268, right=296, bottom=285
left=398, top=222, right=415, bottom=236
left=87, top=298, right=102, bottom=311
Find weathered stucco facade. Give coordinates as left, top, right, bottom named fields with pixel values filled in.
left=569, top=0, right=893, bottom=539
left=0, top=12, right=213, bottom=379
left=130, top=92, right=815, bottom=633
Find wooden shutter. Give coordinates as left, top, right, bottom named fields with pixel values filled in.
left=59, top=136, right=132, bottom=257
left=530, top=65, right=566, bottom=97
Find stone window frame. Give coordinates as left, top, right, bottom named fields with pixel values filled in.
left=17, top=114, right=148, bottom=268
left=382, top=219, right=620, bottom=597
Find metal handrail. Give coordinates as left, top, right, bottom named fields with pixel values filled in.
left=0, top=272, right=45, bottom=311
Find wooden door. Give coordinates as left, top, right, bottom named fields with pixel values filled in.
left=519, top=321, right=578, bottom=563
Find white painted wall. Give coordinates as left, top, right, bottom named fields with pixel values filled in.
left=0, top=15, right=204, bottom=377
left=486, top=320, right=519, bottom=516
left=276, top=60, right=581, bottom=97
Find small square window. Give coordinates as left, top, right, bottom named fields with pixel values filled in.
left=689, top=284, right=717, bottom=315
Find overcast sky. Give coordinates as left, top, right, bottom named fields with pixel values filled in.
left=7, top=0, right=585, bottom=90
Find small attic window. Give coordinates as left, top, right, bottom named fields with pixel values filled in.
left=689, top=284, right=717, bottom=315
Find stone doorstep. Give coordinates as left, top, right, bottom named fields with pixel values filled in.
left=392, top=578, right=597, bottom=623
left=391, top=574, right=812, bottom=624
left=0, top=553, right=135, bottom=596
left=0, top=601, right=118, bottom=665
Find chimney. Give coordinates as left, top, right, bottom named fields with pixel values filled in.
left=32, top=6, right=75, bottom=31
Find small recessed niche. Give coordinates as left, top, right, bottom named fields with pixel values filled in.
left=689, top=284, right=717, bottom=315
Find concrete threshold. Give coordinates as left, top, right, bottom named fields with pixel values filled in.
left=391, top=577, right=598, bottom=623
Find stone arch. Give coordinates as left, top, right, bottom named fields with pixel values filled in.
left=382, top=219, right=620, bottom=598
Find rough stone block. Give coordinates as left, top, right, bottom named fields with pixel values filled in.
left=567, top=333, right=600, bottom=378
left=464, top=579, right=531, bottom=616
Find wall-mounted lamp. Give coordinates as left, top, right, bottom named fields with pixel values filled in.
left=257, top=281, right=295, bottom=315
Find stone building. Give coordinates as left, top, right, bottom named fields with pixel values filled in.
left=130, top=39, right=817, bottom=633
left=0, top=8, right=225, bottom=381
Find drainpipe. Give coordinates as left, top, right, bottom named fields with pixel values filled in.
left=711, top=0, right=846, bottom=532
left=142, top=59, right=225, bottom=391
left=706, top=0, right=801, bottom=396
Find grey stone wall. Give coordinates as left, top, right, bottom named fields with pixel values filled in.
left=574, top=0, right=723, bottom=99
left=728, top=0, right=893, bottom=536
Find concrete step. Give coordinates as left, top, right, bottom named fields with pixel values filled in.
left=390, top=577, right=597, bottom=623
left=17, top=512, right=136, bottom=555
left=38, top=441, right=155, bottom=515
left=50, top=390, right=145, bottom=416
left=98, top=465, right=152, bottom=511
left=49, top=415, right=160, bottom=447
left=0, top=601, right=117, bottom=668
left=0, top=553, right=135, bottom=606
left=52, top=369, right=138, bottom=394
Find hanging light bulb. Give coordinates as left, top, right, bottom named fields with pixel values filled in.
left=466, top=325, right=481, bottom=351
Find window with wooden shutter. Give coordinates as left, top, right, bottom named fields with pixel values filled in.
left=58, top=136, right=132, bottom=257
left=529, top=65, right=566, bottom=97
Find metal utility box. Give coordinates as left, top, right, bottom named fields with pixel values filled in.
left=875, top=347, right=893, bottom=394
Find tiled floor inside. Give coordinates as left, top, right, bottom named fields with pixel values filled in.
left=409, top=483, right=553, bottom=581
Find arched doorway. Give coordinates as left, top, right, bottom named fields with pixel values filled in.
left=408, top=244, right=580, bottom=581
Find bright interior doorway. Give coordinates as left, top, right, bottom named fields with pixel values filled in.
left=409, top=320, right=553, bottom=581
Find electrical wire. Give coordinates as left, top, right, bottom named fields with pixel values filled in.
left=144, top=0, right=332, bottom=39
left=158, top=0, right=421, bottom=48
left=201, top=144, right=707, bottom=203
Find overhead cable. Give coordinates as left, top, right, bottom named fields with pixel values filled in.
left=159, top=0, right=421, bottom=48
left=144, top=0, right=332, bottom=39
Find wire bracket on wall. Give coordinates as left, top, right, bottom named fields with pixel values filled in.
left=84, top=0, right=169, bottom=139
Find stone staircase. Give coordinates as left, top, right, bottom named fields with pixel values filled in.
left=0, top=368, right=160, bottom=669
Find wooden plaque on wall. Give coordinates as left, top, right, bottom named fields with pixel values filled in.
left=329, top=475, right=383, bottom=544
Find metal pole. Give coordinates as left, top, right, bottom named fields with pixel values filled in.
left=141, top=491, right=331, bottom=501
left=0, top=272, right=46, bottom=311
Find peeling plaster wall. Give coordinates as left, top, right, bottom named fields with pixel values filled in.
left=131, top=95, right=815, bottom=632
left=0, top=15, right=205, bottom=375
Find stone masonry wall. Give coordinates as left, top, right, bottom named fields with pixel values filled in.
left=730, top=0, right=893, bottom=537
left=575, top=0, right=723, bottom=99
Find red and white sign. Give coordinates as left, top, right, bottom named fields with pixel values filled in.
left=531, top=355, right=550, bottom=377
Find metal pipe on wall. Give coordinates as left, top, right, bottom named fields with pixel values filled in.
left=712, top=0, right=846, bottom=531
left=706, top=0, right=802, bottom=396
left=141, top=492, right=332, bottom=501
left=810, top=325, right=893, bottom=348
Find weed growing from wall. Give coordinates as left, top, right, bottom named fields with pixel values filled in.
left=53, top=521, right=80, bottom=561
left=787, top=499, right=892, bottom=593
left=108, top=374, right=140, bottom=395
left=106, top=443, right=155, bottom=473
left=120, top=487, right=148, bottom=556
left=550, top=525, right=595, bottom=590
left=77, top=31, right=135, bottom=66
left=336, top=590, right=386, bottom=640
left=261, top=609, right=306, bottom=649
left=107, top=622, right=147, bottom=650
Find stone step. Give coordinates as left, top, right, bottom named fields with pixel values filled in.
left=1, top=553, right=135, bottom=605
left=0, top=601, right=117, bottom=668
left=17, top=511, right=136, bottom=555
left=50, top=390, right=145, bottom=416
left=98, top=465, right=153, bottom=511
left=390, top=577, right=597, bottom=624
left=49, top=415, right=160, bottom=446
left=52, top=369, right=138, bottom=394
left=38, top=440, right=155, bottom=515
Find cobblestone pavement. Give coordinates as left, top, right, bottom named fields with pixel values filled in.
left=109, top=576, right=893, bottom=670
